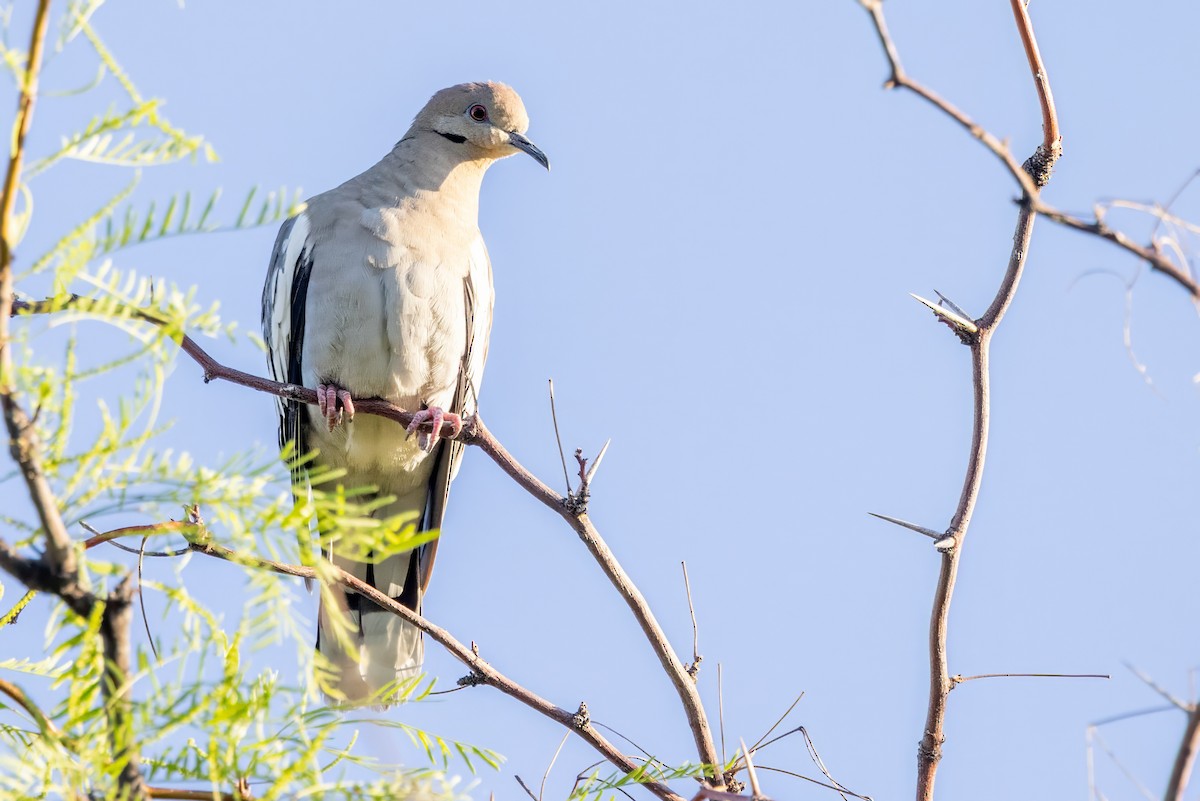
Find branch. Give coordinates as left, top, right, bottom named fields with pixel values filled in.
left=99, top=574, right=147, bottom=800
left=1031, top=201, right=1200, bottom=298
left=1166, top=705, right=1200, bottom=801
left=0, top=536, right=95, bottom=618
left=185, top=536, right=685, bottom=801
left=857, top=0, right=1036, bottom=198
left=860, top=3, right=1061, bottom=800
left=12, top=293, right=725, bottom=788
left=0, top=676, right=64, bottom=741
left=1009, top=0, right=1061, bottom=186
left=0, top=0, right=75, bottom=579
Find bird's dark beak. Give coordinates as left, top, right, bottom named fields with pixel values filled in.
left=508, top=131, right=550, bottom=170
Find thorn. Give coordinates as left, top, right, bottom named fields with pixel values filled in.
left=933, top=289, right=970, bottom=319
left=740, top=738, right=763, bottom=799
left=585, top=438, right=611, bottom=485
left=910, top=293, right=978, bottom=337
left=868, top=512, right=944, bottom=541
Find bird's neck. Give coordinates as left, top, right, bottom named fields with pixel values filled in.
left=371, top=133, right=492, bottom=224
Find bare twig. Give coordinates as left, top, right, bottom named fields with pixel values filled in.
left=137, top=535, right=159, bottom=661
left=548, top=379, right=572, bottom=495
left=950, top=672, right=1110, bottom=687
left=515, top=775, right=539, bottom=801
left=540, top=731, right=571, bottom=801
left=748, top=693, right=804, bottom=754
left=681, top=562, right=701, bottom=679
left=1126, top=663, right=1190, bottom=711
left=756, top=765, right=874, bottom=801
left=1032, top=202, right=1200, bottom=297
left=718, top=664, right=727, bottom=768
left=799, top=727, right=853, bottom=801
left=1009, top=0, right=1061, bottom=185
left=1090, top=727, right=1157, bottom=801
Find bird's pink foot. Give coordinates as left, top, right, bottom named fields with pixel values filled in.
left=317, top=383, right=356, bottom=431
left=406, top=406, right=462, bottom=451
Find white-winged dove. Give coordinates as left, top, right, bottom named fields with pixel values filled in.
left=262, top=82, right=548, bottom=703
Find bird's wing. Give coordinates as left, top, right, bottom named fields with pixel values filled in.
left=419, top=236, right=494, bottom=591
left=262, top=212, right=315, bottom=486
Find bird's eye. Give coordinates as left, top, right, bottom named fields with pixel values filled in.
left=468, top=104, right=489, bottom=122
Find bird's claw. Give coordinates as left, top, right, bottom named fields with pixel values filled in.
left=317, top=383, right=356, bottom=431
left=406, top=406, right=462, bottom=451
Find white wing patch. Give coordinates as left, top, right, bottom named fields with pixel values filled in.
left=263, top=211, right=312, bottom=418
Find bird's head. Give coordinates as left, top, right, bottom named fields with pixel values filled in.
left=414, top=82, right=549, bottom=170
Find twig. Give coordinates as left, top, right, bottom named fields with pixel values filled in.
left=799, top=727, right=853, bottom=801
left=540, top=731, right=571, bottom=801
left=748, top=693, right=804, bottom=754
left=756, top=765, right=873, bottom=801
left=1009, top=0, right=1061, bottom=185
left=548, top=379, right=572, bottom=495
left=515, top=776, right=539, bottom=801
left=681, top=562, right=701, bottom=678
left=0, top=676, right=64, bottom=740
left=1126, top=663, right=1190, bottom=711
left=950, top=672, right=1110, bottom=687
left=718, top=664, right=727, bottom=768
left=1090, top=728, right=1157, bottom=801
left=137, top=535, right=159, bottom=661
left=1031, top=202, right=1200, bottom=298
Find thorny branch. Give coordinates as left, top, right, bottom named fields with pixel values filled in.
left=860, top=1, right=1067, bottom=799
left=10, top=293, right=724, bottom=791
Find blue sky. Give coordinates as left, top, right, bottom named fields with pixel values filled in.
left=4, top=1, right=1200, bottom=799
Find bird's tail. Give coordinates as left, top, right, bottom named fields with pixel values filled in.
left=315, top=487, right=427, bottom=707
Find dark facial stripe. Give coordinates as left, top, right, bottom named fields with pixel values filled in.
left=437, top=132, right=467, bottom=144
